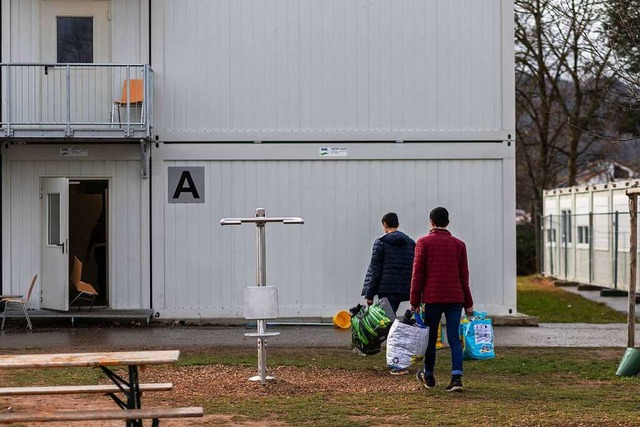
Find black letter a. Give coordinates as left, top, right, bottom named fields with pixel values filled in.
left=173, top=171, right=200, bottom=199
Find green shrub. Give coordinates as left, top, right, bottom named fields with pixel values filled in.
left=517, top=222, right=537, bottom=275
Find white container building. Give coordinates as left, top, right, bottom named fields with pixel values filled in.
left=542, top=181, right=640, bottom=292
left=1, top=0, right=516, bottom=319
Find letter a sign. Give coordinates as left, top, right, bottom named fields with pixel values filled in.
left=168, top=166, right=205, bottom=203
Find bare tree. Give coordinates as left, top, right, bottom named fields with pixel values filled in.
left=606, top=0, right=640, bottom=77
left=515, top=0, right=617, bottom=270
left=604, top=0, right=640, bottom=161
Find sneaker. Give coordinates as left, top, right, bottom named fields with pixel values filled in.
left=389, top=368, right=409, bottom=376
left=416, top=369, right=436, bottom=388
left=446, top=375, right=463, bottom=392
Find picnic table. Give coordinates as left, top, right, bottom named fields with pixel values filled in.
left=0, top=350, right=203, bottom=426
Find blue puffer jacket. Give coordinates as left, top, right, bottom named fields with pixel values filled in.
left=362, top=231, right=416, bottom=301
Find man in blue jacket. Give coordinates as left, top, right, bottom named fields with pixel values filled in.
left=362, top=212, right=416, bottom=316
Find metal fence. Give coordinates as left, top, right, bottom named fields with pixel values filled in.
left=541, top=211, right=637, bottom=291
left=0, top=63, right=152, bottom=138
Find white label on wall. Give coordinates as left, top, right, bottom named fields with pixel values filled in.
left=60, top=147, right=88, bottom=157
left=319, top=147, right=347, bottom=157
left=168, top=166, right=205, bottom=204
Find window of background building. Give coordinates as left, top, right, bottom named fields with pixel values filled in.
left=577, top=225, right=589, bottom=244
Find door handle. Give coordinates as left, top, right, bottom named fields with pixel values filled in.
left=56, top=241, right=65, bottom=253
left=44, top=65, right=49, bottom=76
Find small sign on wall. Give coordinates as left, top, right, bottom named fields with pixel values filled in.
left=319, top=147, right=347, bottom=157
left=60, top=147, right=88, bottom=157
left=168, top=166, right=205, bottom=203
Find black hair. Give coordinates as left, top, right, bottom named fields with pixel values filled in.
left=430, top=207, right=449, bottom=227
left=381, top=212, right=399, bottom=228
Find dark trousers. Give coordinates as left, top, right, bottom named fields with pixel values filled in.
left=423, top=303, right=464, bottom=376
left=380, top=295, right=403, bottom=315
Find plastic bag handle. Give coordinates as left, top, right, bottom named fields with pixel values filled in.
left=464, top=310, right=487, bottom=321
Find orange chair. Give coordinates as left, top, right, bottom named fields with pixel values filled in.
left=111, top=79, right=145, bottom=126
left=70, top=256, right=98, bottom=311
left=1, top=274, right=38, bottom=331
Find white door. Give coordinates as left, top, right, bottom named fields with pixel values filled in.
left=40, top=0, right=111, bottom=124
left=41, top=177, right=69, bottom=311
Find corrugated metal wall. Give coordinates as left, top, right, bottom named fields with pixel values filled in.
left=151, top=0, right=514, bottom=141
left=1, top=0, right=143, bottom=62
left=3, top=0, right=38, bottom=62
left=111, top=0, right=147, bottom=63
left=152, top=143, right=515, bottom=318
left=1, top=0, right=516, bottom=318
left=0, top=145, right=149, bottom=309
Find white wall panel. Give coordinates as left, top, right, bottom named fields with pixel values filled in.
left=152, top=144, right=515, bottom=317
left=4, top=0, right=37, bottom=62
left=111, top=0, right=144, bottom=63
left=3, top=0, right=142, bottom=63
left=592, top=192, right=609, bottom=251
left=152, top=0, right=514, bottom=141
left=575, top=249, right=589, bottom=283
left=1, top=145, right=149, bottom=309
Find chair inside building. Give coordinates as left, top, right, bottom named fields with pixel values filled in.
left=70, top=256, right=99, bottom=311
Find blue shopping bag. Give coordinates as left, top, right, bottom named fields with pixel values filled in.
left=460, top=311, right=495, bottom=360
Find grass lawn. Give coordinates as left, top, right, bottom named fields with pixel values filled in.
left=189, top=348, right=640, bottom=426
left=0, top=277, right=636, bottom=426
left=2, top=347, right=638, bottom=426
left=517, top=276, right=627, bottom=323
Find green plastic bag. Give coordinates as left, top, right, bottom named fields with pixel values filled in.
left=350, top=298, right=395, bottom=355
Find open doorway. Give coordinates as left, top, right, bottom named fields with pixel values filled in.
left=69, top=180, right=108, bottom=307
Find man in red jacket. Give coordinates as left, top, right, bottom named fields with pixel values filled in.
left=410, top=207, right=474, bottom=392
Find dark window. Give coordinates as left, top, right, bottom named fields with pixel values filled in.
left=577, top=226, right=589, bottom=244
left=48, top=193, right=61, bottom=245
left=57, top=17, right=93, bottom=63
left=561, top=210, right=572, bottom=243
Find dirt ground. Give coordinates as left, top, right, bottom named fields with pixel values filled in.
left=0, top=355, right=414, bottom=426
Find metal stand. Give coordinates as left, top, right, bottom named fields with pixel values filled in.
left=221, top=208, right=304, bottom=385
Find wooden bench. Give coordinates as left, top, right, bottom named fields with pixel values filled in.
left=0, top=350, right=202, bottom=425
left=0, top=406, right=204, bottom=425
left=0, top=382, right=173, bottom=396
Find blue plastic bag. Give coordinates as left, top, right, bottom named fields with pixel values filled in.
left=460, top=311, right=495, bottom=360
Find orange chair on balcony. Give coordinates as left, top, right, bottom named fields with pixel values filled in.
left=111, top=79, right=145, bottom=126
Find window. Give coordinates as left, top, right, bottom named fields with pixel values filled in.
left=57, top=17, right=93, bottom=63
left=577, top=226, right=589, bottom=244
left=547, top=228, right=556, bottom=243
left=561, top=209, right=572, bottom=244
left=48, top=193, right=61, bottom=245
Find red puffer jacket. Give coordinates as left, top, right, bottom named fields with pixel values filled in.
left=409, top=229, right=473, bottom=308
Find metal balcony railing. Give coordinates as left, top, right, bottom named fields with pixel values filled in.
left=0, top=63, right=153, bottom=139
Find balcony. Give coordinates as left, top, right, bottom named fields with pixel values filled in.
left=0, top=64, right=152, bottom=140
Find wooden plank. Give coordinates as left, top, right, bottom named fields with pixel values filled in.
left=0, top=407, right=203, bottom=423
left=0, top=350, right=180, bottom=369
left=0, top=383, right=173, bottom=396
